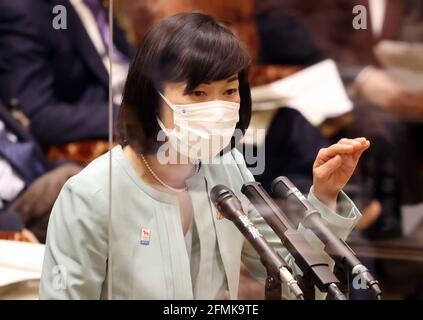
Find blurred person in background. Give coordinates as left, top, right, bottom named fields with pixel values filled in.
left=0, top=0, right=134, bottom=165
left=0, top=98, right=81, bottom=243
left=254, top=0, right=423, bottom=239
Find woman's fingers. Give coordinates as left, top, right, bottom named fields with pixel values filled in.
left=351, top=139, right=371, bottom=160
left=314, top=154, right=343, bottom=180
left=338, top=137, right=364, bottom=148
left=338, top=137, right=368, bottom=148
left=314, top=137, right=370, bottom=171
left=315, top=143, right=354, bottom=165
left=338, top=137, right=370, bottom=160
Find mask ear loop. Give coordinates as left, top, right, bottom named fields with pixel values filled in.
left=156, top=91, right=175, bottom=136
left=158, top=91, right=176, bottom=112
left=156, top=117, right=171, bottom=136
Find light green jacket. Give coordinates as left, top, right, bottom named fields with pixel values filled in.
left=39, top=146, right=361, bottom=299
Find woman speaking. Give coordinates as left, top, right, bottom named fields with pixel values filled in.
left=39, top=12, right=369, bottom=299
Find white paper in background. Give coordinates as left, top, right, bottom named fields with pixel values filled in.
left=250, top=59, right=353, bottom=126
left=0, top=240, right=45, bottom=287
left=374, top=41, right=423, bottom=91
left=374, top=40, right=423, bottom=72
left=401, top=204, right=423, bottom=237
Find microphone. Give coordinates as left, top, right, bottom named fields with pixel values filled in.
left=210, top=185, right=304, bottom=300
left=271, top=176, right=382, bottom=300
left=241, top=182, right=347, bottom=300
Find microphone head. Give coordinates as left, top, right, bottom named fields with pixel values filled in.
left=271, top=176, right=292, bottom=197
left=210, top=185, right=243, bottom=219
left=210, top=185, right=232, bottom=206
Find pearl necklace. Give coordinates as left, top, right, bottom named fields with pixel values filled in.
left=140, top=154, right=199, bottom=193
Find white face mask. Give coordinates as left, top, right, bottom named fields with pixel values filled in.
left=156, top=92, right=240, bottom=160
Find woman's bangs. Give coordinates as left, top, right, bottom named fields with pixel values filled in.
left=159, top=25, right=251, bottom=92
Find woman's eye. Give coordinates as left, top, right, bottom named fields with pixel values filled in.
left=191, top=91, right=206, bottom=97
left=225, top=88, right=238, bottom=96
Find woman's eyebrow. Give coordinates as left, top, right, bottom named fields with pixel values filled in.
left=188, top=75, right=239, bottom=91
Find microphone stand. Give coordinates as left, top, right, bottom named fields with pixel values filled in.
left=265, top=272, right=282, bottom=300
left=210, top=185, right=304, bottom=300
left=261, top=250, right=303, bottom=300
left=333, top=264, right=350, bottom=299
left=271, top=176, right=382, bottom=300
left=242, top=182, right=346, bottom=300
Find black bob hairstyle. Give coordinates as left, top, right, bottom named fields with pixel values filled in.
left=117, top=12, right=252, bottom=154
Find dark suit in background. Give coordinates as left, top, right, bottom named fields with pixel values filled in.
left=0, top=0, right=134, bottom=147
left=253, top=108, right=329, bottom=194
